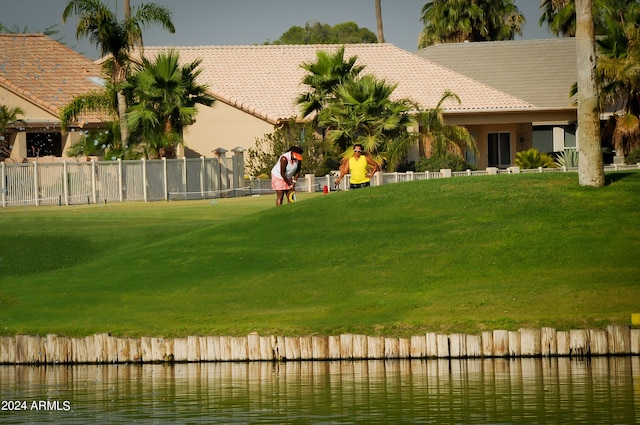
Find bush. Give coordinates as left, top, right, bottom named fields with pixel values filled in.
left=515, top=148, right=557, bottom=169
left=624, top=149, right=640, bottom=165
left=416, top=152, right=475, bottom=172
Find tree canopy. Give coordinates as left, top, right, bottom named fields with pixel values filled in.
left=266, top=21, right=377, bottom=45
left=419, top=0, right=525, bottom=48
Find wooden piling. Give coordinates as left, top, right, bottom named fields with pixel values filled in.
left=425, top=332, right=438, bottom=358
left=384, top=337, right=399, bottom=359
left=367, top=336, right=384, bottom=359
left=312, top=336, right=329, bottom=360
left=569, top=329, right=589, bottom=356
left=520, top=328, right=541, bottom=357
left=607, top=325, right=630, bottom=354
left=410, top=335, right=426, bottom=358
left=541, top=327, right=557, bottom=356
left=449, top=334, right=466, bottom=358
left=1, top=326, right=638, bottom=365
left=493, top=330, right=509, bottom=357
left=466, top=334, right=481, bottom=358
left=328, top=335, right=341, bottom=359
left=481, top=331, right=493, bottom=357
left=589, top=329, right=608, bottom=355
left=352, top=334, right=368, bottom=359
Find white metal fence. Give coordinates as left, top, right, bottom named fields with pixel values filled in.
left=1, top=160, right=639, bottom=208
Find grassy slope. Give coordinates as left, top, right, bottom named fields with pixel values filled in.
left=0, top=172, right=638, bottom=338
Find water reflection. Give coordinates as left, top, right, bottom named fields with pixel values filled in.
left=1, top=357, right=638, bottom=424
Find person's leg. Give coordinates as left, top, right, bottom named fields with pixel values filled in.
left=276, top=190, right=285, bottom=206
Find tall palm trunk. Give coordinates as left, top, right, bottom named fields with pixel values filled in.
left=114, top=62, right=130, bottom=148
left=576, top=0, right=604, bottom=187
left=375, top=0, right=385, bottom=43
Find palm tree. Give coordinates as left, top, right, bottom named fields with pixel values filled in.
left=539, top=0, right=631, bottom=37
left=319, top=74, right=416, bottom=169
left=296, top=47, right=365, bottom=120
left=0, top=105, right=25, bottom=161
left=375, top=0, right=385, bottom=43
left=414, top=91, right=477, bottom=162
left=62, top=0, right=175, bottom=148
left=418, top=0, right=525, bottom=48
left=575, top=0, right=604, bottom=187
left=596, top=2, right=640, bottom=157
left=125, top=50, right=215, bottom=159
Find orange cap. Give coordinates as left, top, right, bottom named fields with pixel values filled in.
left=292, top=152, right=303, bottom=161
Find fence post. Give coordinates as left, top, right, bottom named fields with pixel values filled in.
left=63, top=161, right=69, bottom=206
left=33, top=161, right=39, bottom=207
left=163, top=158, right=168, bottom=201
left=142, top=158, right=148, bottom=202
left=200, top=156, right=205, bottom=199
left=1, top=161, right=6, bottom=208
left=91, top=159, right=97, bottom=204
left=232, top=147, right=246, bottom=192
left=182, top=157, right=188, bottom=200
left=118, top=158, right=123, bottom=203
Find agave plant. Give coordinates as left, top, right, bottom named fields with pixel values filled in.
left=555, top=148, right=579, bottom=168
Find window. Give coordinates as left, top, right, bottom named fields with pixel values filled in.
left=27, top=132, right=62, bottom=157
left=488, top=132, right=511, bottom=167
left=465, top=132, right=477, bottom=166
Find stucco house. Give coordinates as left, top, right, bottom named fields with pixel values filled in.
left=0, top=34, right=107, bottom=163
left=2, top=35, right=579, bottom=170
left=415, top=38, right=579, bottom=158
left=139, top=42, right=577, bottom=169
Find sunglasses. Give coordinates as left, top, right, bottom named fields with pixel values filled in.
left=354, top=150, right=363, bottom=153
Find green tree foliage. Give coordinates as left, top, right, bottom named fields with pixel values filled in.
left=266, top=21, right=377, bottom=45
left=296, top=46, right=365, bottom=120
left=414, top=90, right=477, bottom=170
left=320, top=74, right=416, bottom=169
left=124, top=50, right=215, bottom=159
left=62, top=0, right=175, bottom=147
left=595, top=2, right=640, bottom=157
left=515, top=148, right=557, bottom=169
left=0, top=105, right=25, bottom=161
left=539, top=0, right=632, bottom=37
left=419, top=0, right=525, bottom=48
left=297, top=47, right=416, bottom=170
left=246, top=122, right=338, bottom=177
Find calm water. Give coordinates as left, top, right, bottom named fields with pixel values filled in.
left=0, top=357, right=638, bottom=424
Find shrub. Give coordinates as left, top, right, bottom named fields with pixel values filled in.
left=515, top=148, right=557, bottom=169
left=624, top=149, right=640, bottom=165
left=416, top=152, right=475, bottom=172
left=555, top=148, right=579, bottom=168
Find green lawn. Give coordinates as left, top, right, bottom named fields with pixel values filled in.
left=1, top=171, right=638, bottom=338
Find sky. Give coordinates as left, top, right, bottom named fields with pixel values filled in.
left=1, top=0, right=555, bottom=60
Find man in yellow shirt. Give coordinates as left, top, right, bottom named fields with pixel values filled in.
left=334, top=144, right=379, bottom=190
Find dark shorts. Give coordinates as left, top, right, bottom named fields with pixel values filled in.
left=350, top=182, right=370, bottom=189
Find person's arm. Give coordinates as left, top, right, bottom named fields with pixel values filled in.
left=365, top=156, right=379, bottom=178
left=292, top=162, right=301, bottom=186
left=279, top=156, right=293, bottom=187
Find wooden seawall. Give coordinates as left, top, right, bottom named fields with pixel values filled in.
left=1, top=325, right=638, bottom=365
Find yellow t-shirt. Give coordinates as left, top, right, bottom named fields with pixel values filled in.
left=349, top=156, right=370, bottom=184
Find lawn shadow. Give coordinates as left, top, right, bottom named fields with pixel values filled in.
left=605, top=171, right=638, bottom=185
left=0, top=235, right=98, bottom=278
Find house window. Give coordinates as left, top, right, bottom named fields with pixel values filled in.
left=27, top=132, right=62, bottom=157
left=465, top=132, right=477, bottom=166
left=532, top=126, right=554, bottom=153
left=488, top=132, right=511, bottom=167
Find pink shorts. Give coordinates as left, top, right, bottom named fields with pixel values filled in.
left=271, top=176, right=290, bottom=191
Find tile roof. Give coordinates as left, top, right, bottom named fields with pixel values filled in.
left=139, top=43, right=534, bottom=124
left=415, top=38, right=578, bottom=109
left=0, top=34, right=106, bottom=122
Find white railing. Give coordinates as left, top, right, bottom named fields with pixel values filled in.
left=2, top=160, right=639, bottom=208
